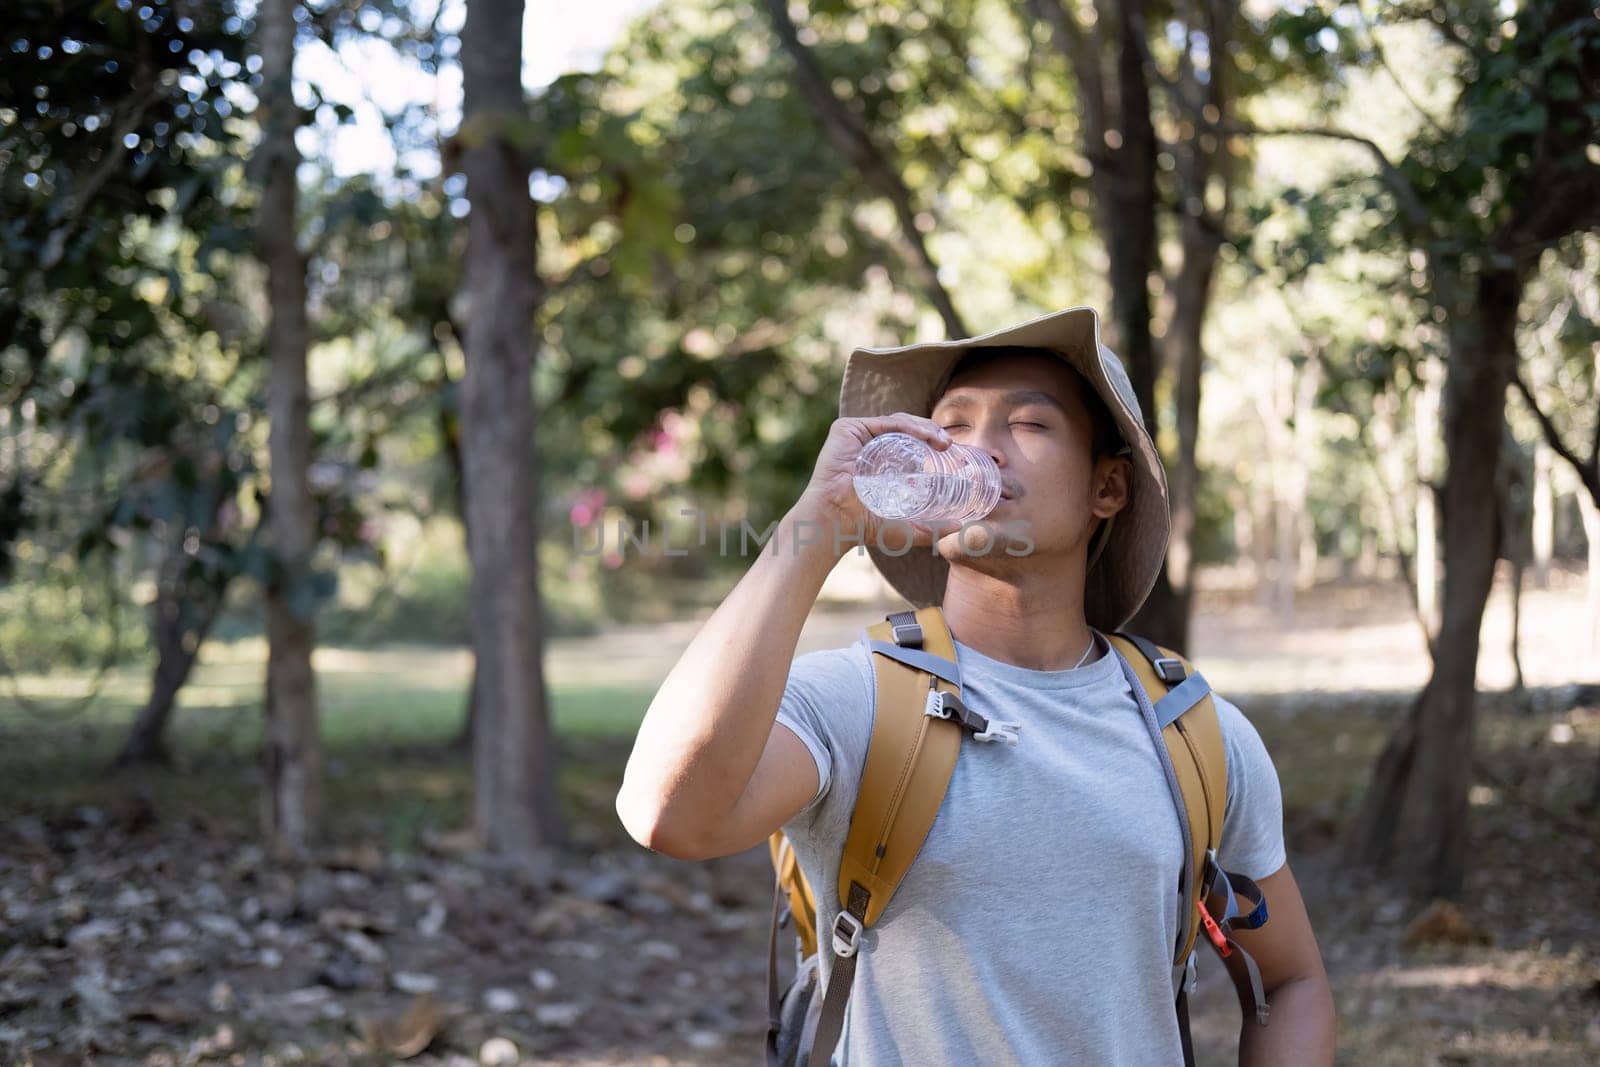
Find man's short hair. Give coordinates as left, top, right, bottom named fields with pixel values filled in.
left=944, top=345, right=1125, bottom=461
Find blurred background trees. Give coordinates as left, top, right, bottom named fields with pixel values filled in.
left=2, top=0, right=1597, bottom=889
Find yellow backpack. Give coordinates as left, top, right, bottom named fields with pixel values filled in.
left=763, top=605, right=1271, bottom=1067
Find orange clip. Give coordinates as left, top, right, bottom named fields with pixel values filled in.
left=1199, top=906, right=1233, bottom=958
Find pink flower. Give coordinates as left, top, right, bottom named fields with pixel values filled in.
left=569, top=487, right=607, bottom=527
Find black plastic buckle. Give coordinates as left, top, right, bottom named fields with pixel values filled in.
left=1153, top=656, right=1186, bottom=684
left=889, top=614, right=924, bottom=648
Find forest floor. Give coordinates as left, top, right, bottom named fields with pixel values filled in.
left=1, top=566, right=1598, bottom=1065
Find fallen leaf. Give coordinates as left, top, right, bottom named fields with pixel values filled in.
left=323, top=844, right=385, bottom=873
left=363, top=993, right=445, bottom=1060
left=1402, top=899, right=1492, bottom=949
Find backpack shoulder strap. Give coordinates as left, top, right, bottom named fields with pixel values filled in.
left=1106, top=631, right=1226, bottom=964
left=840, top=603, right=964, bottom=928
left=1108, top=632, right=1272, bottom=1042
left=805, top=604, right=964, bottom=1067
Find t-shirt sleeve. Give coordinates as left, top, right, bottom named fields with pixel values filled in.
left=1213, top=693, right=1287, bottom=881
left=771, top=640, right=876, bottom=832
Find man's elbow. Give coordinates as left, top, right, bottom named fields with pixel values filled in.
left=614, top=785, right=719, bottom=861
left=1247, top=971, right=1336, bottom=1065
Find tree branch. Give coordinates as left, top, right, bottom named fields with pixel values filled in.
left=1026, top=0, right=1110, bottom=169
left=1127, top=9, right=1430, bottom=233
left=1225, top=120, right=1430, bottom=231
left=1353, top=1, right=1451, bottom=137
left=759, top=0, right=968, bottom=336
left=38, top=53, right=161, bottom=273
left=1425, top=0, right=1479, bottom=52
left=1511, top=368, right=1600, bottom=501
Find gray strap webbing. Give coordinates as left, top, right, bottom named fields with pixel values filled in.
left=807, top=949, right=856, bottom=1067
left=1153, top=670, right=1212, bottom=729
left=1242, top=942, right=1269, bottom=1026
left=1177, top=986, right=1196, bottom=1067
left=1202, top=861, right=1272, bottom=1026
left=765, top=872, right=784, bottom=1066
left=1110, top=644, right=1198, bottom=965
left=863, top=638, right=962, bottom=687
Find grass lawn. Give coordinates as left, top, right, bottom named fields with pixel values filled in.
left=0, top=639, right=654, bottom=850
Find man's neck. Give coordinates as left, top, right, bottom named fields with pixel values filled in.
left=938, top=558, right=1099, bottom=672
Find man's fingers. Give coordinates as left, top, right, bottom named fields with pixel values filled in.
left=854, top=412, right=951, bottom=449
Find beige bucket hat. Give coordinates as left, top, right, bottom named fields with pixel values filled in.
left=838, top=305, right=1169, bottom=633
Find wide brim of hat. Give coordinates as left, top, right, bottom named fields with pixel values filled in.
left=837, top=305, right=1170, bottom=633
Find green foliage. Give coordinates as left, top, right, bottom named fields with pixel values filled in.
left=1235, top=0, right=1598, bottom=527
left=5, top=0, right=1598, bottom=692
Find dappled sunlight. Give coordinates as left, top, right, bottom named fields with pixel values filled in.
left=1362, top=955, right=1574, bottom=993
left=312, top=644, right=474, bottom=686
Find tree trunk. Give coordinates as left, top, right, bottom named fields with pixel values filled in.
left=1261, top=355, right=1304, bottom=624
left=1530, top=442, right=1553, bottom=588
left=459, top=0, right=565, bottom=860
left=1414, top=356, right=1442, bottom=638
left=1151, top=0, right=1237, bottom=653
left=115, top=518, right=234, bottom=768
left=1496, top=427, right=1530, bottom=693
left=1034, top=0, right=1171, bottom=643
left=1273, top=425, right=1297, bottom=624
left=1102, top=0, right=1159, bottom=436
left=1293, top=353, right=1322, bottom=590
left=1157, top=142, right=1213, bottom=643
left=1104, top=0, right=1183, bottom=646
left=1250, top=474, right=1272, bottom=605
left=258, top=0, right=320, bottom=855
left=1160, top=234, right=1206, bottom=651
left=1352, top=267, right=1523, bottom=896
left=1508, top=555, right=1526, bottom=692
left=436, top=347, right=479, bottom=751
left=1028, top=0, right=1158, bottom=391
left=117, top=581, right=227, bottom=767
left=759, top=0, right=967, bottom=337
left=1581, top=492, right=1600, bottom=657
left=1367, top=386, right=1430, bottom=646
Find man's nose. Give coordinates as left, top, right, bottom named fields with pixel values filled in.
left=969, top=423, right=1007, bottom=466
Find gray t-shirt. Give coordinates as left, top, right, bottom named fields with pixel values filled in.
left=774, top=628, right=1285, bottom=1066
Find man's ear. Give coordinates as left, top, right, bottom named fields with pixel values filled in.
left=1090, top=455, right=1132, bottom=519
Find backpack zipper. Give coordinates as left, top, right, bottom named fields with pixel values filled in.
left=868, top=686, right=936, bottom=874
left=1172, top=716, right=1216, bottom=848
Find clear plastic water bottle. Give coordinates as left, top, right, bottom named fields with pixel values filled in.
left=852, top=432, right=1002, bottom=524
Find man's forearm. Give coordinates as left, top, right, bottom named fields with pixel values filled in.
left=1239, top=974, right=1335, bottom=1067
left=615, top=496, right=847, bottom=851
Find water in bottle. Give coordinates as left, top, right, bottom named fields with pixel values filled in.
left=852, top=432, right=1002, bottom=524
